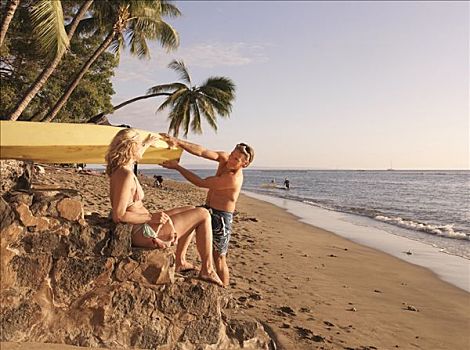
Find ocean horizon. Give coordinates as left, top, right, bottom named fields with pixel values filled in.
left=141, top=168, right=470, bottom=259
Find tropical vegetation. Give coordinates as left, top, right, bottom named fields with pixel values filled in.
left=1, top=1, right=115, bottom=122
left=89, top=60, right=236, bottom=137
left=1, top=0, right=237, bottom=136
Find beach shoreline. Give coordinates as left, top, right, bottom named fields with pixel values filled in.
left=242, top=190, right=470, bottom=293
left=231, top=192, right=469, bottom=350
left=3, top=168, right=468, bottom=349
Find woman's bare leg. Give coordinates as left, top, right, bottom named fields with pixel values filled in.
left=175, top=232, right=196, bottom=271
left=164, top=207, right=222, bottom=286
left=164, top=206, right=196, bottom=270
left=164, top=206, right=195, bottom=216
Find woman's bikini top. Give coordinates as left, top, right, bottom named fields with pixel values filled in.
left=127, top=174, right=144, bottom=209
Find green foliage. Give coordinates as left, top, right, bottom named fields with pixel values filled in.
left=90, top=0, right=180, bottom=60
left=149, top=60, right=236, bottom=137
left=30, top=0, right=69, bottom=57
left=40, top=0, right=181, bottom=123
left=0, top=3, right=117, bottom=122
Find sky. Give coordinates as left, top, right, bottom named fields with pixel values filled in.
left=109, top=1, right=469, bottom=170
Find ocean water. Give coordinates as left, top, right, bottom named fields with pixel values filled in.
left=144, top=169, right=470, bottom=260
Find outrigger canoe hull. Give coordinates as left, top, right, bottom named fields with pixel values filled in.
left=0, top=121, right=182, bottom=164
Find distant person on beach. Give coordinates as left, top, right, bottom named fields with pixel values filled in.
left=284, top=177, right=290, bottom=190
left=105, top=128, right=223, bottom=286
left=160, top=134, right=254, bottom=286
left=153, top=175, right=163, bottom=188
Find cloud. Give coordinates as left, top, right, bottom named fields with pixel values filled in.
left=112, top=55, right=163, bottom=86
left=113, top=41, right=269, bottom=82
left=172, top=42, right=270, bottom=68
left=108, top=98, right=169, bottom=132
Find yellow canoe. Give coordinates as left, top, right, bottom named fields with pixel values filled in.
left=0, top=121, right=182, bottom=164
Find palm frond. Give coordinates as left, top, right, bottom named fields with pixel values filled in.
left=156, top=96, right=174, bottom=113
left=159, top=89, right=187, bottom=111
left=109, top=33, right=124, bottom=62
left=30, top=0, right=69, bottom=56
left=167, top=97, right=188, bottom=137
left=128, top=0, right=161, bottom=13
left=168, top=59, right=191, bottom=84
left=200, top=93, right=232, bottom=117
left=182, top=99, right=191, bottom=136
left=199, top=85, right=233, bottom=101
left=160, top=1, right=182, bottom=18
left=153, top=20, right=179, bottom=51
left=197, top=95, right=216, bottom=120
left=197, top=97, right=218, bottom=131
left=132, top=17, right=159, bottom=40
left=190, top=101, right=208, bottom=134
left=127, top=15, right=178, bottom=51
left=90, top=0, right=117, bottom=30
left=156, top=88, right=187, bottom=112
left=128, top=28, right=150, bottom=58
left=131, top=7, right=161, bottom=21
left=147, top=82, right=186, bottom=95
left=204, top=76, right=236, bottom=90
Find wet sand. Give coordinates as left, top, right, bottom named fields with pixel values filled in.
left=3, top=167, right=469, bottom=349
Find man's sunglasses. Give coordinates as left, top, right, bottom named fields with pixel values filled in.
left=236, top=143, right=253, bottom=162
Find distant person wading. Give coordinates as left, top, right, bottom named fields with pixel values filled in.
left=284, top=177, right=290, bottom=190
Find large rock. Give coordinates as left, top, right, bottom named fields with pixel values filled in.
left=0, top=186, right=273, bottom=349
left=0, top=160, right=30, bottom=193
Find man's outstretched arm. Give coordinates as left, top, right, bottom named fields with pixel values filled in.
left=160, top=133, right=225, bottom=162
left=161, top=160, right=237, bottom=190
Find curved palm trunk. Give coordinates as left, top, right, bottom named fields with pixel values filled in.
left=87, top=92, right=171, bottom=123
left=42, top=30, right=116, bottom=123
left=8, top=0, right=93, bottom=121
left=0, top=0, right=20, bottom=47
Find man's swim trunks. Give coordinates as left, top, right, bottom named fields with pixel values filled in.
left=200, top=205, right=233, bottom=256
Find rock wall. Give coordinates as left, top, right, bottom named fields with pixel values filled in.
left=0, top=183, right=273, bottom=349
left=0, top=160, right=30, bottom=193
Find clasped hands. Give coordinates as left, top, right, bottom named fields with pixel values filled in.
left=150, top=211, right=170, bottom=225
left=149, top=212, right=177, bottom=249
left=159, top=133, right=178, bottom=148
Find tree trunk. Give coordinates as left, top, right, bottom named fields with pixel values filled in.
left=42, top=30, right=116, bottom=123
left=0, top=0, right=20, bottom=47
left=87, top=92, right=171, bottom=123
left=8, top=0, right=93, bottom=121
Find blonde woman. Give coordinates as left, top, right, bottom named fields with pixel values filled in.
left=105, top=128, right=223, bottom=286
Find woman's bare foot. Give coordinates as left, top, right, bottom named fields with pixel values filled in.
left=151, top=238, right=170, bottom=249
left=199, top=270, right=224, bottom=287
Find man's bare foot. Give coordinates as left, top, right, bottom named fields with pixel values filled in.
left=199, top=270, right=224, bottom=287
left=176, top=261, right=198, bottom=273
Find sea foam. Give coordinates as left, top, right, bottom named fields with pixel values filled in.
left=374, top=215, right=469, bottom=240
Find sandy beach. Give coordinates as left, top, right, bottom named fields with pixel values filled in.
left=4, top=167, right=469, bottom=350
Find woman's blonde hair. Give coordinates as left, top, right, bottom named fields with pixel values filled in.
left=105, top=128, right=140, bottom=176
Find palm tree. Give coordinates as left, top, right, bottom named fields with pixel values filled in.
left=89, top=59, right=236, bottom=137
left=0, top=0, right=20, bottom=47
left=8, top=0, right=93, bottom=121
left=41, top=0, right=180, bottom=123
left=158, top=60, right=236, bottom=136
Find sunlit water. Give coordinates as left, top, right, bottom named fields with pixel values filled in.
left=144, top=169, right=470, bottom=260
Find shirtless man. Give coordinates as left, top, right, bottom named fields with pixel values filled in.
left=160, top=134, right=254, bottom=286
